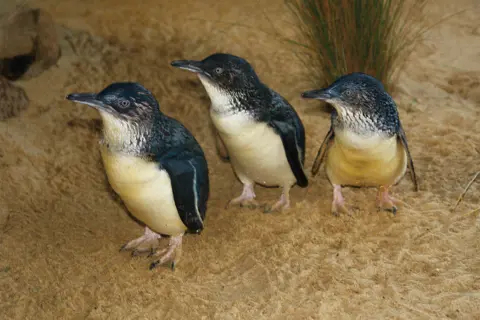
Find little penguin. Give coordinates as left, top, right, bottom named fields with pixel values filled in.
left=66, top=82, right=209, bottom=270
left=301, top=72, right=418, bottom=216
left=170, top=53, right=308, bottom=213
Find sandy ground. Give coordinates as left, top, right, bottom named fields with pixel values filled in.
left=1, top=0, right=479, bottom=319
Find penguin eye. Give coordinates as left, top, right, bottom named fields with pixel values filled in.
left=342, top=89, right=353, bottom=97
left=214, top=67, right=223, bottom=75
left=118, top=99, right=130, bottom=108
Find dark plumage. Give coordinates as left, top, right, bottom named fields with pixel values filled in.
left=171, top=53, right=307, bottom=212
left=267, top=88, right=308, bottom=187
left=66, top=82, right=209, bottom=270
left=302, top=72, right=418, bottom=216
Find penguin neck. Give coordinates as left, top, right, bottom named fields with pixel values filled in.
left=331, top=106, right=397, bottom=151
left=198, top=74, right=267, bottom=117
left=99, top=112, right=154, bottom=155
left=331, top=105, right=380, bottom=136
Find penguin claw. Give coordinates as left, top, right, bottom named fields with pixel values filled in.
left=227, top=199, right=259, bottom=210
left=149, top=261, right=159, bottom=270
left=331, top=206, right=352, bottom=217
left=243, top=201, right=259, bottom=209
left=148, top=234, right=183, bottom=271
left=119, top=227, right=162, bottom=253
left=331, top=199, right=352, bottom=217
left=391, top=206, right=397, bottom=216
left=131, top=248, right=152, bottom=257
left=148, top=260, right=176, bottom=271
left=148, top=260, right=177, bottom=271
left=383, top=206, right=397, bottom=216
left=147, top=248, right=155, bottom=257
left=263, top=203, right=286, bottom=213
left=264, top=192, right=290, bottom=213
left=377, top=187, right=402, bottom=215
left=227, top=184, right=257, bottom=209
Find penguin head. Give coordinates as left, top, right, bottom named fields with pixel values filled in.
left=302, top=73, right=399, bottom=134
left=170, top=53, right=262, bottom=93
left=66, top=82, right=160, bottom=122
left=301, top=73, right=391, bottom=113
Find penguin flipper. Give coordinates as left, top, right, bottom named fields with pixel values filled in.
left=156, top=149, right=210, bottom=233
left=397, top=125, right=418, bottom=191
left=268, top=89, right=308, bottom=188
left=270, top=120, right=308, bottom=188
left=311, top=125, right=334, bottom=177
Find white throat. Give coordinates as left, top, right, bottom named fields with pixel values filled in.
left=99, top=111, right=144, bottom=153
left=197, top=74, right=236, bottom=114
left=328, top=99, right=382, bottom=137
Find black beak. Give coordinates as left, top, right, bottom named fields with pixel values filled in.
left=301, top=88, right=336, bottom=100
left=65, top=93, right=106, bottom=109
left=170, top=60, right=210, bottom=76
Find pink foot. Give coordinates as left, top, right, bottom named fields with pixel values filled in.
left=226, top=184, right=259, bottom=209
left=149, top=234, right=183, bottom=271
left=332, top=184, right=351, bottom=216
left=264, top=188, right=290, bottom=213
left=120, top=226, right=162, bottom=256
left=377, top=186, right=404, bottom=215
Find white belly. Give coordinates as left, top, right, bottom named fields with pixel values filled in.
left=99, top=146, right=187, bottom=236
left=210, top=109, right=295, bottom=187
left=325, top=130, right=407, bottom=187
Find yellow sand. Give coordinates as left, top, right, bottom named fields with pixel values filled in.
left=0, top=0, right=479, bottom=319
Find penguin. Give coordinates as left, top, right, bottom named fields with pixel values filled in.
left=301, top=72, right=418, bottom=216
left=170, top=53, right=308, bottom=213
left=66, top=82, right=209, bottom=270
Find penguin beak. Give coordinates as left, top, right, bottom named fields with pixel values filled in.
left=66, top=93, right=107, bottom=110
left=170, top=60, right=211, bottom=77
left=301, top=88, right=337, bottom=101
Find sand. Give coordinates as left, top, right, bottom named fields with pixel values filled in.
left=0, top=0, right=479, bottom=319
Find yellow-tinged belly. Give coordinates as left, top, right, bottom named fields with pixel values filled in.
left=211, top=111, right=295, bottom=187
left=325, top=131, right=407, bottom=187
left=100, top=146, right=187, bottom=236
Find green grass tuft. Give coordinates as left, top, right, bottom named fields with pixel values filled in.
left=284, top=0, right=430, bottom=91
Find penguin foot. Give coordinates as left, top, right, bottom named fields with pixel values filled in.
left=331, top=201, right=351, bottom=217
left=149, top=234, right=183, bottom=271
left=332, top=184, right=351, bottom=216
left=377, top=186, right=405, bottom=215
left=226, top=184, right=258, bottom=209
left=120, top=226, right=162, bottom=255
left=264, top=192, right=290, bottom=213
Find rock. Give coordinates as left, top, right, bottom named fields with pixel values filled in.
left=0, top=7, right=61, bottom=81
left=0, top=76, right=29, bottom=120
